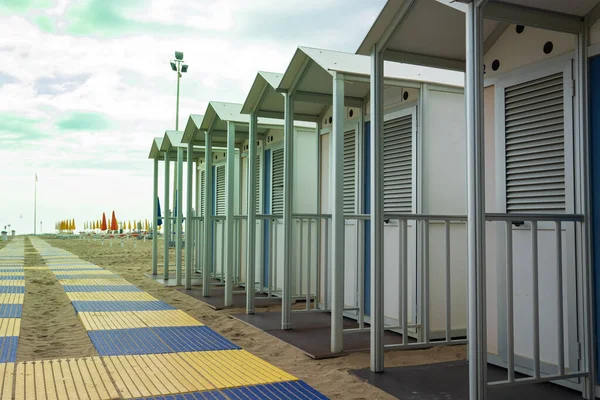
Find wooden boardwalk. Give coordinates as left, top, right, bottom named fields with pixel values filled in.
left=0, top=237, right=328, bottom=400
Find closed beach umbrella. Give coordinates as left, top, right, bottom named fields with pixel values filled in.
left=110, top=211, right=118, bottom=231
left=157, top=197, right=162, bottom=226
left=101, top=213, right=107, bottom=231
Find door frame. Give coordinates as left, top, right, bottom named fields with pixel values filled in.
left=493, top=57, right=578, bottom=377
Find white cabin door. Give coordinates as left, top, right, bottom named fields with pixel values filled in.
left=496, top=61, right=578, bottom=377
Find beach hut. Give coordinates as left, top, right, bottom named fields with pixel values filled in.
left=357, top=0, right=597, bottom=398
left=256, top=46, right=465, bottom=352
left=240, top=72, right=320, bottom=315
left=148, top=130, right=216, bottom=286
left=181, top=102, right=317, bottom=308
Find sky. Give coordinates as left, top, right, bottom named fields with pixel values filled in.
left=0, top=0, right=386, bottom=234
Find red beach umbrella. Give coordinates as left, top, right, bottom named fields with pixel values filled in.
left=101, top=213, right=107, bottom=231
left=110, top=211, right=118, bottom=231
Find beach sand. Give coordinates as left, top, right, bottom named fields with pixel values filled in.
left=25, top=236, right=466, bottom=399
left=18, top=238, right=98, bottom=361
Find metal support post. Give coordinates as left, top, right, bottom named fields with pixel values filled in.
left=370, top=44, right=385, bottom=372
left=225, top=121, right=236, bottom=306
left=185, top=141, right=194, bottom=289
left=176, top=146, right=184, bottom=286
left=163, top=152, right=171, bottom=281
left=203, top=132, right=213, bottom=296
left=282, top=92, right=294, bottom=329
left=331, top=72, right=345, bottom=353
left=152, top=157, right=159, bottom=275
left=466, top=2, right=487, bottom=399
left=247, top=112, right=258, bottom=314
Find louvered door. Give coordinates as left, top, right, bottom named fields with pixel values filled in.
left=200, top=170, right=205, bottom=216
left=343, top=128, right=356, bottom=214
left=505, top=72, right=565, bottom=213
left=215, top=165, right=225, bottom=215
left=498, top=65, right=578, bottom=377
left=271, top=148, right=284, bottom=215
left=383, top=114, right=413, bottom=213
left=246, top=153, right=261, bottom=214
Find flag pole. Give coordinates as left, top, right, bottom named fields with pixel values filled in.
left=34, top=173, right=37, bottom=235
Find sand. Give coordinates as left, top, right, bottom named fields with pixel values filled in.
left=18, top=238, right=98, bottom=361
left=27, top=236, right=467, bottom=399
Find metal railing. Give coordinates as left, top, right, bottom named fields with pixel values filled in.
left=484, top=213, right=587, bottom=388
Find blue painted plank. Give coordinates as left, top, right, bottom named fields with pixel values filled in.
left=50, top=268, right=104, bottom=272
left=0, top=286, right=25, bottom=294
left=0, top=276, right=24, bottom=280
left=71, top=301, right=175, bottom=312
left=63, top=285, right=140, bottom=292
left=55, top=274, right=119, bottom=280
left=88, top=328, right=171, bottom=356
left=152, top=326, right=240, bottom=352
left=0, top=337, right=18, bottom=363
left=221, top=381, right=328, bottom=400
left=0, top=304, right=22, bottom=318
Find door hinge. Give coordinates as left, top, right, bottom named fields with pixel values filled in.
left=571, top=79, right=576, bottom=97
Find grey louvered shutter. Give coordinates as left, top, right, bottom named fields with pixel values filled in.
left=216, top=165, right=226, bottom=215
left=271, top=149, right=284, bottom=214
left=245, top=154, right=261, bottom=214
left=505, top=72, right=565, bottom=213
left=343, top=128, right=356, bottom=214
left=200, top=170, right=206, bottom=216
left=384, top=115, right=413, bottom=213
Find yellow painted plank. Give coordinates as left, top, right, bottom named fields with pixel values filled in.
left=43, top=359, right=58, bottom=400
left=132, top=355, right=171, bottom=395
left=59, top=359, right=78, bottom=400
left=51, top=361, right=68, bottom=400
left=103, top=357, right=132, bottom=399
left=179, top=350, right=297, bottom=389
left=1, top=363, right=14, bottom=400
left=107, top=356, right=141, bottom=399
left=84, top=358, right=109, bottom=400
left=76, top=358, right=96, bottom=400
left=23, top=267, right=49, bottom=270
left=66, top=292, right=155, bottom=302
left=34, top=362, right=47, bottom=400
left=58, top=279, right=131, bottom=286
left=162, top=352, right=214, bottom=392
left=0, top=272, right=23, bottom=277
left=134, top=310, right=203, bottom=328
left=0, top=294, right=24, bottom=304
left=0, top=319, right=21, bottom=337
left=0, top=280, right=24, bottom=287
left=136, top=354, right=181, bottom=395
left=12, top=362, right=23, bottom=400
left=68, top=358, right=90, bottom=400
left=24, top=362, right=35, bottom=400
left=53, top=270, right=113, bottom=275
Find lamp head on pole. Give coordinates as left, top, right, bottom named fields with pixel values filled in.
left=174, top=51, right=184, bottom=60
left=170, top=61, right=177, bottom=71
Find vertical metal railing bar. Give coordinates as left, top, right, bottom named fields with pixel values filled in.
left=423, top=220, right=430, bottom=344
left=268, top=218, right=274, bottom=298
left=259, top=218, right=264, bottom=293
left=324, top=218, right=330, bottom=310
left=217, top=220, right=222, bottom=281
left=307, top=219, right=312, bottom=310
left=555, top=221, right=565, bottom=376
left=274, top=219, right=279, bottom=296
left=531, top=220, right=540, bottom=379
left=445, top=220, right=452, bottom=342
left=315, top=218, right=321, bottom=310
left=402, top=218, right=409, bottom=346
left=358, top=219, right=365, bottom=329
left=398, top=219, right=403, bottom=332
left=299, top=219, right=304, bottom=298
left=505, top=221, right=515, bottom=383
left=233, top=219, right=238, bottom=284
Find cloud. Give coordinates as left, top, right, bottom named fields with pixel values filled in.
left=0, top=0, right=53, bottom=13
left=34, top=15, right=56, bottom=33
left=0, top=71, right=18, bottom=87
left=0, top=112, right=46, bottom=140
left=56, top=111, right=113, bottom=131
left=34, top=73, right=90, bottom=95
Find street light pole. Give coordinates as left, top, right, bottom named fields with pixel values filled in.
left=169, top=52, right=188, bottom=245
left=34, top=173, right=37, bottom=235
